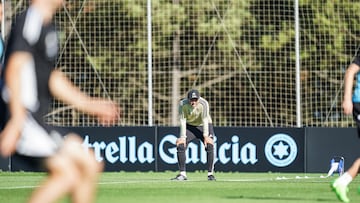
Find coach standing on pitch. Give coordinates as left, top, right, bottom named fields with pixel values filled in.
left=171, top=89, right=216, bottom=181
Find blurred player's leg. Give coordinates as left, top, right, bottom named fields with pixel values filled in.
left=331, top=178, right=350, bottom=203
left=331, top=158, right=360, bottom=202
left=28, top=134, right=102, bottom=203
left=28, top=153, right=80, bottom=203
left=64, top=135, right=103, bottom=203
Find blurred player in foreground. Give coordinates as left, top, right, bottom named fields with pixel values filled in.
left=331, top=55, right=360, bottom=203
left=0, top=1, right=6, bottom=130
left=171, top=89, right=216, bottom=181
left=0, top=0, right=120, bottom=202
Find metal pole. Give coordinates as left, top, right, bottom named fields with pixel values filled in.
left=171, top=69, right=179, bottom=125
left=171, top=0, right=180, bottom=126
left=147, top=0, right=153, bottom=126
left=295, top=0, right=301, bottom=127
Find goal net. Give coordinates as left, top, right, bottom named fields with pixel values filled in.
left=3, top=0, right=358, bottom=127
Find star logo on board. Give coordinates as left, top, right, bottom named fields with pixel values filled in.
left=264, top=133, right=298, bottom=167
left=272, top=141, right=289, bottom=159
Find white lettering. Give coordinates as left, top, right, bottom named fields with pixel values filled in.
left=128, top=136, right=137, bottom=163
left=105, top=142, right=119, bottom=163
left=119, top=137, right=127, bottom=163
left=232, top=136, right=240, bottom=164
left=218, top=142, right=231, bottom=164
left=159, top=134, right=177, bottom=164
left=241, top=143, right=258, bottom=164
left=187, top=142, right=200, bottom=164
left=82, top=134, right=258, bottom=166
left=138, top=142, right=154, bottom=163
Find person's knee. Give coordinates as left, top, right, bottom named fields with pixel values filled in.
left=176, top=138, right=186, bottom=145
left=176, top=138, right=186, bottom=152
left=47, top=156, right=81, bottom=188
left=62, top=135, right=102, bottom=180
left=86, top=154, right=103, bottom=175
left=177, top=143, right=186, bottom=153
left=206, top=143, right=214, bottom=152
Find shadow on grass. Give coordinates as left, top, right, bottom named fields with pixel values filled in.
left=226, top=195, right=338, bottom=202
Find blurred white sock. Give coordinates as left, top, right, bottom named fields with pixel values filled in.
left=335, top=172, right=352, bottom=186
left=180, top=171, right=187, bottom=177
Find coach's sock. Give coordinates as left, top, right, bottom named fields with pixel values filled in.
left=206, top=143, right=215, bottom=174
left=180, top=171, right=187, bottom=177
left=177, top=144, right=186, bottom=172
left=335, top=172, right=352, bottom=186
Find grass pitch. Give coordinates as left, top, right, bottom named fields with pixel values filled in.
left=0, top=171, right=358, bottom=203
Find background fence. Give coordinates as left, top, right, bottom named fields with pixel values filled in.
left=3, top=0, right=360, bottom=127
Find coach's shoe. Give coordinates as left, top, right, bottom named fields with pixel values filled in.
left=171, top=174, right=187, bottom=181
left=208, top=175, right=216, bottom=181
left=331, top=181, right=350, bottom=203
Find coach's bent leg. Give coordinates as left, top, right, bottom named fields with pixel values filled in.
left=176, top=138, right=187, bottom=172
left=206, top=143, right=215, bottom=174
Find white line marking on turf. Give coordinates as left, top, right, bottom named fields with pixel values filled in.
left=0, top=176, right=327, bottom=189
left=0, top=185, right=38, bottom=189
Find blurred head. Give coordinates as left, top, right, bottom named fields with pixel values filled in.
left=187, top=89, right=200, bottom=107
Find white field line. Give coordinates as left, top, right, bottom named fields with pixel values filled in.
left=0, top=175, right=328, bottom=190
left=0, top=185, right=38, bottom=189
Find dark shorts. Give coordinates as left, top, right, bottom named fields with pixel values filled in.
left=353, top=103, right=360, bottom=125
left=11, top=153, right=48, bottom=172
left=353, top=103, right=360, bottom=136
left=185, top=123, right=215, bottom=144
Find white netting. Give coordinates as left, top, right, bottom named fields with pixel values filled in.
left=3, top=0, right=359, bottom=127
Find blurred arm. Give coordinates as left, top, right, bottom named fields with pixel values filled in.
left=0, top=52, right=31, bottom=156
left=49, top=70, right=120, bottom=125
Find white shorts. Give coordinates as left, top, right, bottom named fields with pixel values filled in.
left=16, top=114, right=65, bottom=157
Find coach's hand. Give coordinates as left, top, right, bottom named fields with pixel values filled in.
left=204, top=135, right=213, bottom=147
left=176, top=137, right=187, bottom=148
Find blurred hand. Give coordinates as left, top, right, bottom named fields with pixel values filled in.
left=0, top=121, right=21, bottom=157
left=342, top=99, right=353, bottom=115
left=92, top=99, right=121, bottom=126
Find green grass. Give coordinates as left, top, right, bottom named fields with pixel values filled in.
left=0, top=171, right=358, bottom=203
